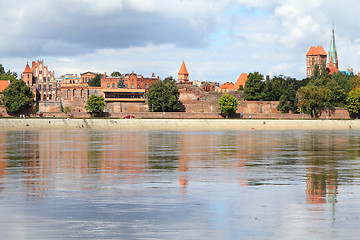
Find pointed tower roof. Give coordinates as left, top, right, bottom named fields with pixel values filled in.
left=23, top=63, right=32, bottom=73
left=327, top=28, right=338, bottom=65
left=178, top=61, right=189, bottom=75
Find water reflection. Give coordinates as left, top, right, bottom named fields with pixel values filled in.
left=1, top=130, right=360, bottom=238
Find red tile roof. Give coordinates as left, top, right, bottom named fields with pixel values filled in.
left=233, top=73, right=248, bottom=89
left=306, top=46, right=327, bottom=56
left=23, top=63, right=32, bottom=73
left=178, top=61, right=189, bottom=75
left=0, top=80, right=10, bottom=92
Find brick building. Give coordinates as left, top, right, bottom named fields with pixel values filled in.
left=101, top=72, right=159, bottom=90
left=80, top=72, right=97, bottom=83
left=21, top=60, right=59, bottom=101
left=178, top=61, right=190, bottom=84
left=306, top=46, right=327, bottom=78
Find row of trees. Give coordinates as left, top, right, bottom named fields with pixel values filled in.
left=242, top=67, right=360, bottom=117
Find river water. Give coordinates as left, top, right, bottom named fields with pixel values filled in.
left=0, top=129, right=360, bottom=239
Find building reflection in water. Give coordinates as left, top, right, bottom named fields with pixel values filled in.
left=2, top=130, right=359, bottom=221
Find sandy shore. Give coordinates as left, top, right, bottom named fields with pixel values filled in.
left=0, top=118, right=359, bottom=131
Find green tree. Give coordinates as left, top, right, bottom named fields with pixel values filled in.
left=218, top=93, right=238, bottom=118
left=0, top=64, right=18, bottom=78
left=313, top=64, right=320, bottom=78
left=244, top=72, right=265, bottom=100
left=147, top=76, right=180, bottom=112
left=85, top=95, right=105, bottom=117
left=331, top=71, right=352, bottom=95
left=347, top=88, right=360, bottom=116
left=1, top=79, right=35, bottom=113
left=117, top=76, right=126, bottom=88
left=277, top=85, right=298, bottom=113
left=88, top=74, right=101, bottom=87
left=111, top=71, right=121, bottom=77
left=297, top=76, right=346, bottom=116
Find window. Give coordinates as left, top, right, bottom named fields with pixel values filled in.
left=48, top=77, right=50, bottom=82
left=78, top=80, right=80, bottom=84
left=131, top=83, right=134, bottom=89
left=43, top=84, right=46, bottom=91
left=49, top=84, right=52, bottom=91
left=145, top=84, right=147, bottom=89
left=49, top=94, right=52, bottom=100
left=107, top=83, right=110, bottom=89
left=43, top=94, right=46, bottom=101
left=112, top=83, right=115, bottom=88
left=27, top=74, right=29, bottom=78
left=39, top=84, right=41, bottom=91
left=43, top=77, right=46, bottom=82
left=94, top=90, right=97, bottom=95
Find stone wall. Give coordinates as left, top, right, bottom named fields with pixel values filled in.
left=39, top=101, right=61, bottom=113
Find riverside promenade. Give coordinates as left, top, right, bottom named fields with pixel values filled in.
left=0, top=118, right=359, bottom=131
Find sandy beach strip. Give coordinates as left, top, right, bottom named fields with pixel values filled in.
left=0, top=118, right=359, bottom=131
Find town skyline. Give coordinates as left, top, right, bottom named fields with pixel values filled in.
left=1, top=0, right=360, bottom=83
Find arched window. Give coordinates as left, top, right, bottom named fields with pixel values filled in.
left=112, top=83, right=115, bottom=89
left=107, top=83, right=110, bottom=89
left=43, top=94, right=46, bottom=101
left=73, top=89, right=76, bottom=97
left=49, top=94, right=52, bottom=100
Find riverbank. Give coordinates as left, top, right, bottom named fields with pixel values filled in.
left=0, top=118, right=359, bottom=131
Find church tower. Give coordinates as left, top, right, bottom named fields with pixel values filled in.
left=178, top=61, right=189, bottom=83
left=326, top=28, right=339, bottom=74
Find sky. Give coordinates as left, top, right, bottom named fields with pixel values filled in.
left=1, top=0, right=360, bottom=84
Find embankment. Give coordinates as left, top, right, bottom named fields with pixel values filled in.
left=0, top=118, right=359, bottom=131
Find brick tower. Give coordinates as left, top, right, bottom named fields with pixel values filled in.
left=178, top=61, right=189, bottom=83
left=306, top=46, right=327, bottom=78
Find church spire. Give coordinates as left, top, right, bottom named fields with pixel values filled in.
left=327, top=27, right=338, bottom=65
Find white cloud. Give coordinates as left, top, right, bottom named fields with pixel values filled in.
left=2, top=0, right=360, bottom=82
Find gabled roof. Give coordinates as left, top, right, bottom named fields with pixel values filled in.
left=233, top=73, right=248, bottom=89
left=178, top=61, right=189, bottom=75
left=23, top=63, right=32, bottom=73
left=306, top=46, right=327, bottom=56
left=219, top=82, right=234, bottom=89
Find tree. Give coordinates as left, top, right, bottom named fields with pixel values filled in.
left=218, top=93, right=238, bottom=118
left=117, top=75, right=126, bottom=88
left=85, top=95, right=105, bottom=117
left=297, top=76, right=346, bottom=116
left=0, top=64, right=18, bottom=78
left=111, top=71, right=121, bottom=77
left=277, top=85, right=298, bottom=113
left=1, top=79, right=35, bottom=113
left=147, top=76, right=180, bottom=112
left=88, top=74, right=101, bottom=87
left=347, top=88, right=360, bottom=116
left=244, top=72, right=265, bottom=100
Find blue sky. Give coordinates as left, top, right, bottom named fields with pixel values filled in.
left=1, top=0, right=360, bottom=83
